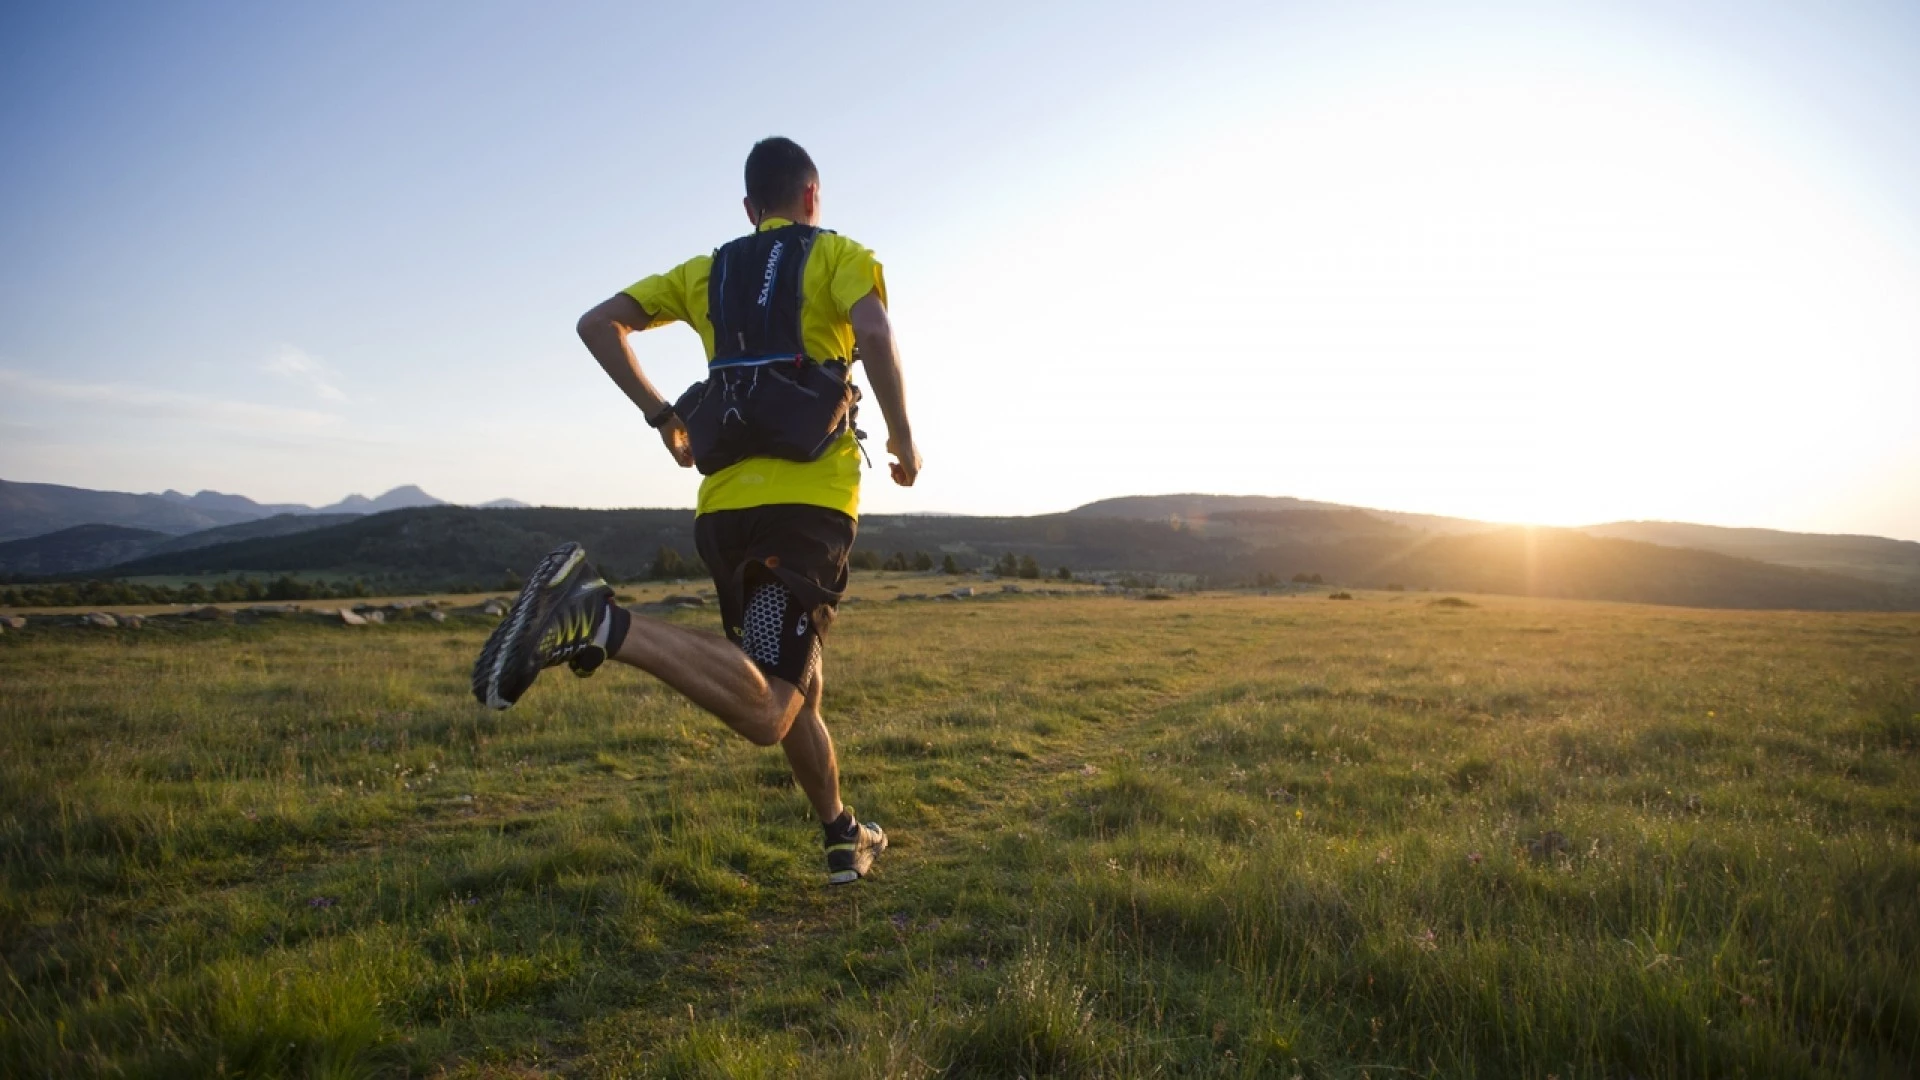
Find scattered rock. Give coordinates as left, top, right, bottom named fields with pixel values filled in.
left=427, top=610, right=447, bottom=623
left=663, top=594, right=707, bottom=607
left=185, top=605, right=231, bottom=621
left=481, top=598, right=509, bottom=617
left=337, top=608, right=368, bottom=626
left=894, top=593, right=917, bottom=602
left=83, top=612, right=119, bottom=628
left=950, top=587, right=975, bottom=598
left=120, top=614, right=144, bottom=629
left=363, top=610, right=386, bottom=624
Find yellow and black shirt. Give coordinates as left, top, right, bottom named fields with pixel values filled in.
left=623, top=218, right=886, bottom=520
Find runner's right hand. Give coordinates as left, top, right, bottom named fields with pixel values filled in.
left=660, top=417, right=694, bottom=468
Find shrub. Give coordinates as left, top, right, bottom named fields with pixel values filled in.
left=649, top=546, right=688, bottom=580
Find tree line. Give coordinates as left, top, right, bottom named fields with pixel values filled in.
left=845, top=550, right=1071, bottom=580
left=0, top=575, right=377, bottom=608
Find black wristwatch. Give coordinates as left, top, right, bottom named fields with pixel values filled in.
left=645, top=403, right=678, bottom=429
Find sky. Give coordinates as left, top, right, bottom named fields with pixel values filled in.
left=3, top=0, right=1917, bottom=539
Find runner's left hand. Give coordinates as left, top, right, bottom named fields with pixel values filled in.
left=887, top=435, right=921, bottom=487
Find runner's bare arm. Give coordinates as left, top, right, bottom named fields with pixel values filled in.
left=577, top=294, right=694, bottom=468
left=850, top=291, right=920, bottom=487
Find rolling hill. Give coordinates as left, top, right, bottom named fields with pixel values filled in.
left=67, top=503, right=1920, bottom=612
left=101, top=506, right=700, bottom=587
left=1069, top=493, right=1497, bottom=535
left=0, top=524, right=172, bottom=577
left=0, top=480, right=262, bottom=540
left=0, top=479, right=525, bottom=543
left=1581, top=520, right=1920, bottom=588
left=0, top=514, right=364, bottom=578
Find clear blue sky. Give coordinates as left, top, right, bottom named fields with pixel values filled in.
left=4, top=1, right=1917, bottom=538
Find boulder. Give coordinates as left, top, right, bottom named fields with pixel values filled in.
left=363, top=610, right=387, bottom=624
left=120, top=614, right=145, bottom=629
left=0, top=615, right=26, bottom=629
left=84, top=612, right=118, bottom=628
left=950, top=587, right=975, bottom=598
left=337, top=608, right=367, bottom=626
left=481, top=598, right=509, bottom=617
left=427, top=610, right=447, bottom=623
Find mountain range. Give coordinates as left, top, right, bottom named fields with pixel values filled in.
left=0, top=479, right=527, bottom=542
left=2, top=486, right=1916, bottom=612
left=2, top=487, right=1915, bottom=612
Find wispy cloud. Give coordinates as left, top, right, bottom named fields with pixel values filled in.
left=263, top=346, right=348, bottom=403
left=0, top=368, right=343, bottom=432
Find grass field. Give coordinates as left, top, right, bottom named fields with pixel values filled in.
left=2, top=587, right=1916, bottom=1077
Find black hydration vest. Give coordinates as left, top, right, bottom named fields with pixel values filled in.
left=708, top=223, right=823, bottom=366
left=672, top=224, right=862, bottom=475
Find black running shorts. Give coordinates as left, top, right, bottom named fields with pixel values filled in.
left=693, top=504, right=855, bottom=690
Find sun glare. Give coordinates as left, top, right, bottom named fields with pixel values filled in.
left=899, top=46, right=1919, bottom=531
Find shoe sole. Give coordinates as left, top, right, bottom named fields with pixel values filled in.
left=473, top=544, right=585, bottom=710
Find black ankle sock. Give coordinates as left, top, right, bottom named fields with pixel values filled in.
left=603, top=601, right=631, bottom=654
left=824, top=809, right=856, bottom=841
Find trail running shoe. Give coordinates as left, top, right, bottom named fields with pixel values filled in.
left=471, top=543, right=613, bottom=709
left=826, top=810, right=888, bottom=885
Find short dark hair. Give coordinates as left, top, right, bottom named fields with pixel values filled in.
left=744, top=137, right=818, bottom=214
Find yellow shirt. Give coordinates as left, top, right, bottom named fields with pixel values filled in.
left=624, top=218, right=886, bottom=520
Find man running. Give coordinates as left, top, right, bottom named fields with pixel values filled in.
left=472, top=136, right=919, bottom=885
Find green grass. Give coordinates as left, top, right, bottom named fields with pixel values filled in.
left=2, top=592, right=1916, bottom=1077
